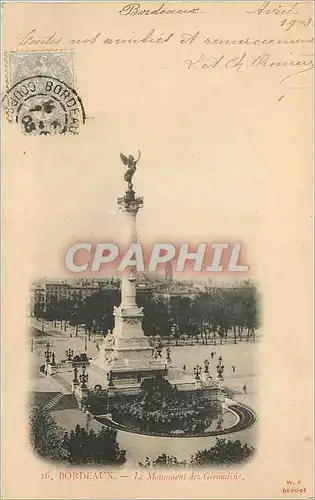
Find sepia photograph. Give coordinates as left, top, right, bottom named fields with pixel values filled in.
left=29, top=152, right=259, bottom=469
left=2, top=1, right=313, bottom=499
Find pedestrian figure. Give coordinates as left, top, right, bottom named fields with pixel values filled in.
left=183, top=364, right=186, bottom=371
left=210, top=352, right=214, bottom=359
left=232, top=365, right=236, bottom=373
left=243, top=383, right=247, bottom=394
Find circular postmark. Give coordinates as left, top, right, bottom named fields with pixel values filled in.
left=2, top=75, right=85, bottom=135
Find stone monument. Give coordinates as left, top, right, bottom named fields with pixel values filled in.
left=92, top=152, right=166, bottom=391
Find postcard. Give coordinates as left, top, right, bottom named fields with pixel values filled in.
left=1, top=1, right=313, bottom=499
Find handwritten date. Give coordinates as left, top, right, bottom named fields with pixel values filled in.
left=246, top=1, right=313, bottom=33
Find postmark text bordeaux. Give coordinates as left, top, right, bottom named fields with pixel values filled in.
left=3, top=75, right=85, bottom=135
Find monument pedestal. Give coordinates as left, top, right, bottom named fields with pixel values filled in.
left=195, top=379, right=202, bottom=390
left=46, top=363, right=57, bottom=376
left=72, top=380, right=80, bottom=394
left=92, top=329, right=166, bottom=390
left=79, top=387, right=89, bottom=400
left=91, top=154, right=167, bottom=395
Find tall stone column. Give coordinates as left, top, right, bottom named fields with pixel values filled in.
left=119, top=201, right=139, bottom=310
left=114, top=193, right=146, bottom=341
left=92, top=152, right=166, bottom=387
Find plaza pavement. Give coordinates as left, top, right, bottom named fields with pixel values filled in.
left=29, top=320, right=259, bottom=465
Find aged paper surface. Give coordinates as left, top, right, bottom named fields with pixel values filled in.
left=2, top=1, right=313, bottom=499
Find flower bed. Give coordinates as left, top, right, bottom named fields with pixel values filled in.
left=111, top=377, right=220, bottom=435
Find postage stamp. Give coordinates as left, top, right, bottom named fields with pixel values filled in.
left=3, top=52, right=85, bottom=135
left=6, top=51, right=75, bottom=89
left=2, top=75, right=85, bottom=135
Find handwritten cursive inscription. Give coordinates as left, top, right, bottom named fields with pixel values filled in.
left=185, top=51, right=314, bottom=84
left=180, top=30, right=314, bottom=46
left=102, top=29, right=174, bottom=44
left=119, top=3, right=202, bottom=16
left=280, top=16, right=313, bottom=32
left=18, top=29, right=62, bottom=45
left=245, top=1, right=314, bottom=33
left=245, top=1, right=299, bottom=16
left=15, top=4, right=313, bottom=101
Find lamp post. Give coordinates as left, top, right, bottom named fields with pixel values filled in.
left=71, top=366, right=80, bottom=395
left=84, top=334, right=87, bottom=351
left=107, top=370, right=114, bottom=387
left=66, top=348, right=74, bottom=361
left=155, top=343, right=162, bottom=358
left=204, top=359, right=210, bottom=374
left=45, top=343, right=52, bottom=363
left=73, top=366, right=79, bottom=383
left=166, top=347, right=171, bottom=362
left=194, top=365, right=202, bottom=380
left=79, top=366, right=89, bottom=389
left=217, top=355, right=224, bottom=379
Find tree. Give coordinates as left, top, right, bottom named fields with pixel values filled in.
left=58, top=298, right=73, bottom=331
left=169, top=295, right=196, bottom=335
left=34, top=280, right=259, bottom=342
left=29, top=407, right=69, bottom=462
left=68, top=293, right=83, bottom=335
left=142, top=439, right=256, bottom=468
left=80, top=290, right=120, bottom=336
left=34, top=302, right=44, bottom=320
left=139, top=454, right=187, bottom=468
left=191, top=438, right=255, bottom=466
left=139, top=294, right=172, bottom=337
left=63, top=424, right=126, bottom=465
left=45, top=296, right=59, bottom=325
left=140, top=376, right=174, bottom=404
left=242, top=285, right=259, bottom=341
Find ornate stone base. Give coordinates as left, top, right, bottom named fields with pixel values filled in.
left=92, top=337, right=166, bottom=387
left=93, top=304, right=156, bottom=368
left=71, top=380, right=80, bottom=394
left=90, top=264, right=168, bottom=391
left=46, top=363, right=57, bottom=376
left=92, top=352, right=167, bottom=388
left=97, top=336, right=154, bottom=364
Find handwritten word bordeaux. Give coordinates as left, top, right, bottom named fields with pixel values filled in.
left=118, top=3, right=202, bottom=16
